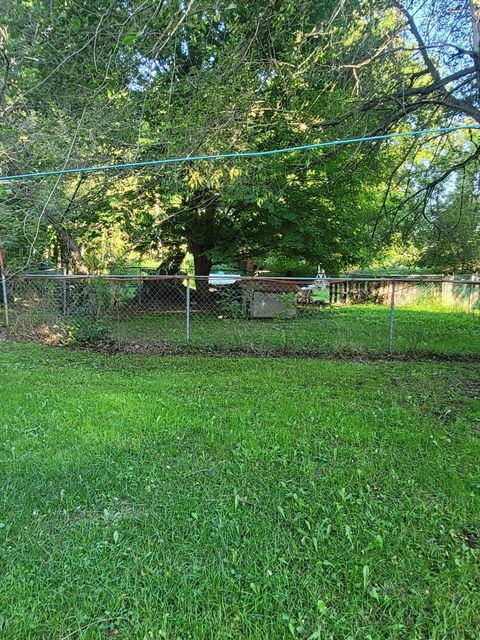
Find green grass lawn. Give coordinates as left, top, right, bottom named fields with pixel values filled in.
left=111, top=304, right=480, bottom=356
left=8, top=296, right=480, bottom=357
left=0, top=343, right=479, bottom=639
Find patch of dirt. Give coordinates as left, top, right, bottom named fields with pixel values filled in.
left=86, top=342, right=480, bottom=364
left=459, top=380, right=480, bottom=399
left=3, top=334, right=480, bottom=364
left=456, top=531, right=477, bottom=549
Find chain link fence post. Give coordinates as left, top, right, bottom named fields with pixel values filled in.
left=186, top=276, right=191, bottom=341
left=388, top=279, right=396, bottom=353
left=62, top=266, right=68, bottom=318
left=1, top=271, right=9, bottom=329
left=467, top=275, right=474, bottom=314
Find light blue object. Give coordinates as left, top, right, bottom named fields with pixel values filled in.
left=208, top=272, right=241, bottom=286
left=0, top=125, right=478, bottom=182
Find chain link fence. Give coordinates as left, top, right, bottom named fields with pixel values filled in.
left=1, top=273, right=479, bottom=357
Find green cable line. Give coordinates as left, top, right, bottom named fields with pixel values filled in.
left=0, top=124, right=478, bottom=182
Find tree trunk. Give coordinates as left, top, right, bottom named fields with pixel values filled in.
left=44, top=212, right=88, bottom=274
left=193, top=252, right=212, bottom=277
left=191, top=251, right=212, bottom=302
left=57, top=226, right=88, bottom=274
left=156, top=249, right=186, bottom=275
left=185, top=188, right=218, bottom=278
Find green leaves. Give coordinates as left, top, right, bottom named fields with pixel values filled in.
left=2, top=0, right=410, bottom=273
left=121, top=31, right=142, bottom=46
left=317, top=600, right=328, bottom=614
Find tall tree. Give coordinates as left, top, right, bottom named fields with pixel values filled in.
left=1, top=0, right=395, bottom=274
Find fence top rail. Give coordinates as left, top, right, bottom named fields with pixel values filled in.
left=6, top=273, right=480, bottom=286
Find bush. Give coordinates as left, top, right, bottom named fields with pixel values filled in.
left=63, top=320, right=111, bottom=346
left=215, top=284, right=245, bottom=319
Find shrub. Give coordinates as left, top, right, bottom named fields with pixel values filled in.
left=63, top=320, right=111, bottom=346
left=215, top=285, right=245, bottom=319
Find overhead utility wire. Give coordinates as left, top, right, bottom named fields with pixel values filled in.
left=0, top=124, right=478, bottom=182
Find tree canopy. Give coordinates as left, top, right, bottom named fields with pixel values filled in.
left=1, top=0, right=479, bottom=274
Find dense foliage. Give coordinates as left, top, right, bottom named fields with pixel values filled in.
left=0, top=1, right=479, bottom=274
